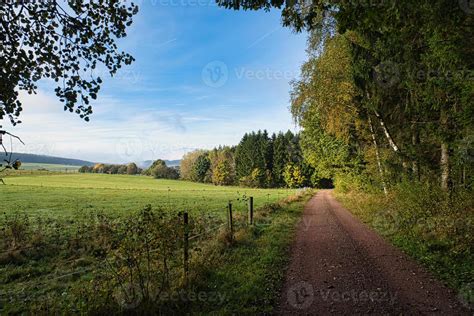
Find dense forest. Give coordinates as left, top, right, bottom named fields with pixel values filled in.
left=247, top=0, right=474, bottom=194
left=179, top=130, right=316, bottom=188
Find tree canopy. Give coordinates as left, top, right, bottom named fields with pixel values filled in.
left=284, top=1, right=473, bottom=192
left=1, top=1, right=138, bottom=126
left=218, top=0, right=473, bottom=192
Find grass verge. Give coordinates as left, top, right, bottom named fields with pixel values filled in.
left=180, top=189, right=314, bottom=315
left=0, top=186, right=313, bottom=314
left=334, top=183, right=473, bottom=305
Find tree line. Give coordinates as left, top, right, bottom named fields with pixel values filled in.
left=79, top=163, right=142, bottom=175
left=214, top=0, right=472, bottom=194
left=80, top=130, right=329, bottom=188
left=79, top=161, right=180, bottom=179
left=287, top=2, right=473, bottom=193
left=180, top=130, right=318, bottom=188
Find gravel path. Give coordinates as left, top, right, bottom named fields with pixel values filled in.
left=277, top=190, right=470, bottom=315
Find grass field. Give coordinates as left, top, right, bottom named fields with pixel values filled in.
left=0, top=172, right=306, bottom=314
left=18, top=162, right=81, bottom=172
left=1, top=173, right=295, bottom=221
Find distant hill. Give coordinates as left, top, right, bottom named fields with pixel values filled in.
left=4, top=153, right=181, bottom=169
left=7, top=153, right=95, bottom=167
left=138, top=159, right=181, bottom=169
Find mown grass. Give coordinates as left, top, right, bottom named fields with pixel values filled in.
left=0, top=172, right=308, bottom=314
left=334, top=182, right=474, bottom=300
left=1, top=173, right=296, bottom=221
left=178, top=192, right=313, bottom=315
left=19, top=163, right=81, bottom=172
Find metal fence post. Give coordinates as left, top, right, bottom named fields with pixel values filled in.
left=248, top=196, right=254, bottom=225
left=183, top=212, right=189, bottom=285
left=228, top=202, right=233, bottom=240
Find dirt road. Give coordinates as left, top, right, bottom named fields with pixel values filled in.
left=277, top=190, right=470, bottom=315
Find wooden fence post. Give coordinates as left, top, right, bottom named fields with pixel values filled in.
left=228, top=202, right=233, bottom=241
left=183, top=212, right=189, bottom=286
left=248, top=196, right=254, bottom=225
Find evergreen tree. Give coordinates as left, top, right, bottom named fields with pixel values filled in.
left=193, top=153, right=211, bottom=183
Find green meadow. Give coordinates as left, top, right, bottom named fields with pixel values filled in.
left=0, top=172, right=306, bottom=314
left=1, top=173, right=295, bottom=221
left=18, top=163, right=82, bottom=172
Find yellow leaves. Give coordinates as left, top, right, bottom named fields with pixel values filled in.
left=284, top=164, right=306, bottom=188
left=291, top=32, right=361, bottom=144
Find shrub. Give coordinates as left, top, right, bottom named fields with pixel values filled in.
left=145, top=160, right=180, bottom=179
left=335, top=180, right=474, bottom=290
left=1, top=213, right=30, bottom=250
left=79, top=166, right=92, bottom=173
left=152, top=165, right=179, bottom=179
left=126, top=163, right=138, bottom=175
left=283, top=164, right=305, bottom=188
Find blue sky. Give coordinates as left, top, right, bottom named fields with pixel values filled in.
left=14, top=2, right=308, bottom=163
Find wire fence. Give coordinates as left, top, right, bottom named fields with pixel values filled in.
left=0, top=196, right=276, bottom=304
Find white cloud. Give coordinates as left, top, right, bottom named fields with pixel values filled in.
left=3, top=89, right=296, bottom=163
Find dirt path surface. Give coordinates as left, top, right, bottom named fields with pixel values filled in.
left=277, top=190, right=470, bottom=315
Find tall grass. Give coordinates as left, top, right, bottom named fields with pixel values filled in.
left=0, top=188, right=314, bottom=314
left=335, top=180, right=473, bottom=295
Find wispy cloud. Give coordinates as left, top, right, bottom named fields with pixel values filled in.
left=4, top=5, right=307, bottom=163
left=8, top=89, right=296, bottom=163
left=247, top=27, right=280, bottom=49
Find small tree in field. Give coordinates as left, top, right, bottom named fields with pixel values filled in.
left=78, top=166, right=91, bottom=173
left=118, top=165, right=128, bottom=175
left=93, top=163, right=105, bottom=174
left=126, top=163, right=138, bottom=175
